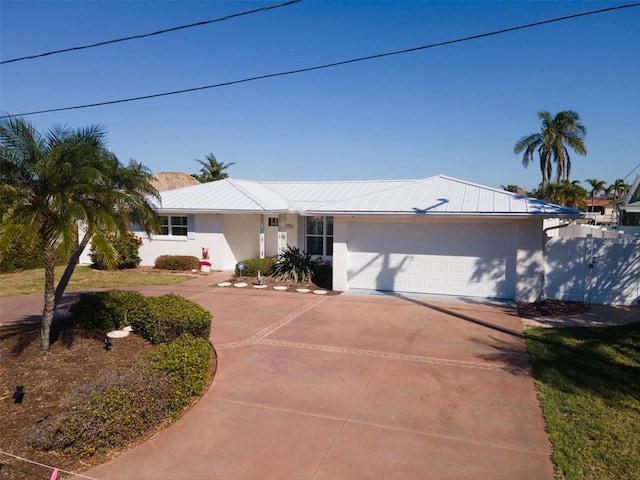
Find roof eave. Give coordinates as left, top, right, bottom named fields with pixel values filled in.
left=303, top=211, right=584, bottom=219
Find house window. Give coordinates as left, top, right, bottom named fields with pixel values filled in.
left=268, top=217, right=279, bottom=227
left=159, top=216, right=188, bottom=236
left=305, top=216, right=333, bottom=256
left=621, top=211, right=640, bottom=227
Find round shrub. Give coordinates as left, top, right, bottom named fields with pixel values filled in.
left=235, top=257, right=276, bottom=277
left=27, top=363, right=170, bottom=457
left=132, top=294, right=212, bottom=344
left=70, top=290, right=152, bottom=331
left=145, top=334, right=212, bottom=415
left=154, top=255, right=199, bottom=271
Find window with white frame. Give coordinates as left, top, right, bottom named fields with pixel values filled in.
left=305, top=216, right=333, bottom=256
left=159, top=216, right=188, bottom=236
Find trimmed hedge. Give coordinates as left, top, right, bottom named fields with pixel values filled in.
left=235, top=257, right=276, bottom=277
left=154, top=255, right=199, bottom=271
left=71, top=291, right=212, bottom=345
left=146, top=334, right=212, bottom=414
left=70, top=290, right=152, bottom=331
left=134, top=294, right=212, bottom=345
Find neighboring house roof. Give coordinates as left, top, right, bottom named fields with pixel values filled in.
left=152, top=175, right=582, bottom=218
left=151, top=172, right=200, bottom=192
left=619, top=175, right=640, bottom=213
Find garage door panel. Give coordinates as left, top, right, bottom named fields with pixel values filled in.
left=347, top=223, right=515, bottom=299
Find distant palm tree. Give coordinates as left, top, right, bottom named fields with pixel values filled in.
left=544, top=181, right=588, bottom=209
left=192, top=153, right=235, bottom=183
left=514, top=110, right=587, bottom=191
left=585, top=178, right=607, bottom=211
left=606, top=178, right=630, bottom=199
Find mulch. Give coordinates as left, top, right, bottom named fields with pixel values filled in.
left=517, top=299, right=591, bottom=318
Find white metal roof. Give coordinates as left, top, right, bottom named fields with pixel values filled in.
left=153, top=175, right=582, bottom=218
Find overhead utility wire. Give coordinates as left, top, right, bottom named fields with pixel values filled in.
left=3, top=2, right=639, bottom=119
left=0, top=0, right=302, bottom=64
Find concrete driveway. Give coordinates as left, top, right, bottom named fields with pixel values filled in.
left=75, top=275, right=554, bottom=480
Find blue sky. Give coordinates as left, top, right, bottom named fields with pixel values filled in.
left=1, top=1, right=639, bottom=191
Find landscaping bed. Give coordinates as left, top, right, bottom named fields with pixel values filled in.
left=517, top=299, right=591, bottom=318
left=0, top=319, right=217, bottom=479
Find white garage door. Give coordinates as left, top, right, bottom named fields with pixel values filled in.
left=347, top=222, right=516, bottom=299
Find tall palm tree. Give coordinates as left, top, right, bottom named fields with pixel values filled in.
left=192, top=153, right=235, bottom=182
left=584, top=178, right=607, bottom=212
left=514, top=110, right=587, bottom=190
left=606, top=178, right=630, bottom=199
left=0, top=117, right=159, bottom=349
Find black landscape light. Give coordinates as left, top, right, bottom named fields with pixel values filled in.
left=12, top=386, right=25, bottom=404
left=103, top=337, right=113, bottom=351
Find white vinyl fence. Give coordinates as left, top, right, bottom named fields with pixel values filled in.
left=545, top=235, right=640, bottom=305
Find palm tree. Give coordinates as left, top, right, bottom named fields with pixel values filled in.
left=514, top=110, right=587, bottom=190
left=192, top=153, right=235, bottom=182
left=585, top=178, right=607, bottom=212
left=0, top=117, right=160, bottom=349
left=543, top=181, right=588, bottom=210
left=606, top=178, right=630, bottom=199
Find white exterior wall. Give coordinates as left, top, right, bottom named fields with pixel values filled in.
left=136, top=214, right=227, bottom=268
left=515, top=219, right=544, bottom=303
left=136, top=213, right=302, bottom=270
left=332, top=217, right=349, bottom=291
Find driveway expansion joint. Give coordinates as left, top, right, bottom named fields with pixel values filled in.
left=258, top=339, right=527, bottom=373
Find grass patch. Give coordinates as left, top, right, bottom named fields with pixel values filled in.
left=525, top=322, right=640, bottom=480
left=0, top=266, right=196, bottom=297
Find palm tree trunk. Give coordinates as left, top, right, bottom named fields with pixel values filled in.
left=54, top=231, right=93, bottom=306
left=41, top=239, right=56, bottom=350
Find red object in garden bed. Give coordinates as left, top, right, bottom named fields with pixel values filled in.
left=198, top=260, right=211, bottom=272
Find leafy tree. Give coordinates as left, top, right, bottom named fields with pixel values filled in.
left=192, top=153, right=235, bottom=183
left=514, top=110, right=587, bottom=190
left=0, top=117, right=160, bottom=349
left=606, top=178, right=630, bottom=199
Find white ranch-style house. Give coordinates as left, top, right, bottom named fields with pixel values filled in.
left=116, top=175, right=585, bottom=303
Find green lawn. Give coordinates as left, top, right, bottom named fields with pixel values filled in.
left=526, top=322, right=640, bottom=480
left=0, top=266, right=196, bottom=297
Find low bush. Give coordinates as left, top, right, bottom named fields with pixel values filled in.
left=70, top=290, right=152, bottom=331
left=28, top=363, right=170, bottom=457
left=91, top=232, right=143, bottom=270
left=154, top=255, right=199, bottom=271
left=271, top=245, right=321, bottom=283
left=133, top=294, right=212, bottom=344
left=145, top=334, right=212, bottom=414
left=235, top=257, right=276, bottom=277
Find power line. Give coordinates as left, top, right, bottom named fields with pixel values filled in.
left=3, top=2, right=639, bottom=119
left=0, top=0, right=302, bottom=65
